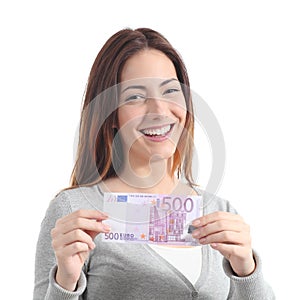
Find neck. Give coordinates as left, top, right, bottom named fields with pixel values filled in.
left=100, top=175, right=195, bottom=196
left=119, top=158, right=172, bottom=191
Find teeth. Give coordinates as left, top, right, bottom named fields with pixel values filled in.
left=142, top=125, right=171, bottom=136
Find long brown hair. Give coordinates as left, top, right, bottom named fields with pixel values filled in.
left=69, top=28, right=195, bottom=188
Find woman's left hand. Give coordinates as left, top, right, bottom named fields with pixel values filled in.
left=192, top=211, right=256, bottom=277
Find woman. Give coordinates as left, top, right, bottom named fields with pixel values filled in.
left=34, top=28, right=274, bottom=299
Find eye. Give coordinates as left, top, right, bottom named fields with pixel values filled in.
left=125, top=94, right=146, bottom=102
left=163, top=88, right=180, bottom=95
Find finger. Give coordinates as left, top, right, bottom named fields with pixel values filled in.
left=56, top=242, right=90, bottom=258
left=56, top=217, right=111, bottom=235
left=197, top=231, right=248, bottom=246
left=192, top=211, right=242, bottom=227
left=52, top=229, right=96, bottom=250
left=192, top=219, right=246, bottom=239
left=57, top=209, right=109, bottom=226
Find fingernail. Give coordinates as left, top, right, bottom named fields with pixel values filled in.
left=103, top=224, right=111, bottom=231
left=199, top=237, right=206, bottom=244
left=192, top=220, right=201, bottom=226
left=91, top=242, right=96, bottom=250
left=192, top=230, right=200, bottom=238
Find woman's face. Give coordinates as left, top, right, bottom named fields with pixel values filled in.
left=117, top=49, right=187, bottom=168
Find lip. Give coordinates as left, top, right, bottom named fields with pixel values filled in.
left=139, top=123, right=175, bottom=142
left=139, top=123, right=174, bottom=132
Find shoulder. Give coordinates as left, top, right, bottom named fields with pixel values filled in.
left=47, top=184, right=103, bottom=216
left=193, top=186, right=238, bottom=215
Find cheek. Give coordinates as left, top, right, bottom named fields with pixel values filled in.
left=117, top=107, right=144, bottom=137
left=169, top=96, right=187, bottom=121
left=117, top=107, right=136, bottom=128
left=118, top=104, right=148, bottom=127
left=174, top=106, right=187, bottom=125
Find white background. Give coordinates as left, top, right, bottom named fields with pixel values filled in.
left=1, top=1, right=299, bottom=299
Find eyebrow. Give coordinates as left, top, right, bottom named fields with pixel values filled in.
left=121, top=78, right=179, bottom=93
left=159, top=78, right=178, bottom=87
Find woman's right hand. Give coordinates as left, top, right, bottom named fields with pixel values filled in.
left=51, top=209, right=110, bottom=291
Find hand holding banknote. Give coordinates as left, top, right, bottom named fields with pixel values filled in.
left=51, top=210, right=110, bottom=291
left=191, top=211, right=256, bottom=276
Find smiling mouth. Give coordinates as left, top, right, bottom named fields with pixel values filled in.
left=140, top=124, right=174, bottom=137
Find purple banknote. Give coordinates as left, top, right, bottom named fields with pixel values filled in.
left=102, top=193, right=203, bottom=246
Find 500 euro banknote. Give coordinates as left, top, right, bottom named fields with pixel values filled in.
left=102, top=192, right=203, bottom=246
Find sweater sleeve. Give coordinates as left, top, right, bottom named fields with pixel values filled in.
left=33, top=191, right=87, bottom=300
left=223, top=250, right=275, bottom=299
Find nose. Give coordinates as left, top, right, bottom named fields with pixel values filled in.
left=146, top=97, right=169, bottom=117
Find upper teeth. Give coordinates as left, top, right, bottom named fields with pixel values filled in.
left=142, top=125, right=171, bottom=136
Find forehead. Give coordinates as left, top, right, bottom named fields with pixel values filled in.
left=120, top=49, right=177, bottom=82
left=120, top=77, right=180, bottom=92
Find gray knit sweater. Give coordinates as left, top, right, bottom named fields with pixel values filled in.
left=34, top=184, right=275, bottom=299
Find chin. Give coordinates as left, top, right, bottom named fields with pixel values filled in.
left=148, top=147, right=177, bottom=162
left=129, top=137, right=179, bottom=163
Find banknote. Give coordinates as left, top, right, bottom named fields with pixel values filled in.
left=102, top=192, right=203, bottom=246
